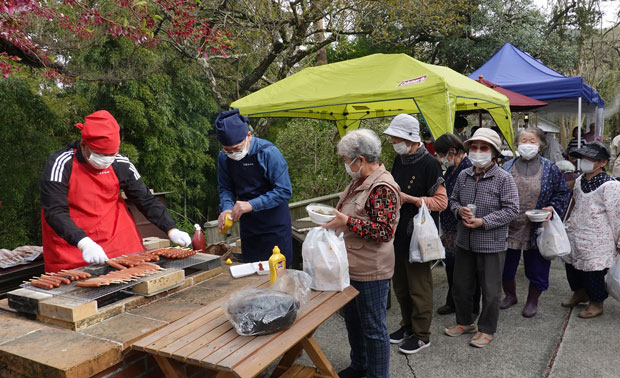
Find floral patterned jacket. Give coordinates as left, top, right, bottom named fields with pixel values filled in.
left=562, top=176, right=620, bottom=271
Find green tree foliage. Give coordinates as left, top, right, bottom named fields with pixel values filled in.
left=69, top=38, right=221, bottom=229
left=0, top=38, right=220, bottom=248
left=274, top=119, right=397, bottom=201
left=329, top=0, right=601, bottom=75
left=0, top=78, right=71, bottom=248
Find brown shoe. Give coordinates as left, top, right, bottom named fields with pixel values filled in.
left=469, top=332, right=495, bottom=348
left=444, top=323, right=477, bottom=337
left=578, top=301, right=604, bottom=318
left=561, top=289, right=589, bottom=308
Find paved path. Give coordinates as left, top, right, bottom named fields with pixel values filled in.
left=300, top=259, right=620, bottom=377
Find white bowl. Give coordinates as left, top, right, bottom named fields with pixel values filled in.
left=306, top=203, right=336, bottom=225
left=525, top=210, right=549, bottom=222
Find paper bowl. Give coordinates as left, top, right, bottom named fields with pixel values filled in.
left=306, top=203, right=336, bottom=225
left=525, top=210, right=549, bottom=222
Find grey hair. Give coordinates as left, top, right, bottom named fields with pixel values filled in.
left=516, top=127, right=547, bottom=149
left=337, top=129, right=382, bottom=163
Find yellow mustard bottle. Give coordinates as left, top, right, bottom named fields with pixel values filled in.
left=219, top=214, right=233, bottom=235
left=268, top=246, right=286, bottom=284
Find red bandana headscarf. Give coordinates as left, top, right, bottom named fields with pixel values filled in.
left=74, top=110, right=121, bottom=154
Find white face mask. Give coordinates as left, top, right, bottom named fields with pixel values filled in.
left=440, top=156, right=454, bottom=168
left=469, top=152, right=493, bottom=168
left=392, top=141, right=410, bottom=155
left=517, top=144, right=539, bottom=160
left=225, top=138, right=248, bottom=161
left=345, top=158, right=361, bottom=179
left=88, top=151, right=116, bottom=170
left=580, top=159, right=597, bottom=173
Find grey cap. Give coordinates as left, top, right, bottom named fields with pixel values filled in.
left=569, top=141, right=610, bottom=161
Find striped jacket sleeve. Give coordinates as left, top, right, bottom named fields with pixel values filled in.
left=112, top=155, right=177, bottom=233
left=40, top=147, right=88, bottom=246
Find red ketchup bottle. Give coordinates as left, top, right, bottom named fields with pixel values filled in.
left=192, top=224, right=206, bottom=253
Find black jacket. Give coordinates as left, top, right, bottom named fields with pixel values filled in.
left=40, top=141, right=176, bottom=246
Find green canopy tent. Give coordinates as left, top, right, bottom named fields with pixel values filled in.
left=231, top=53, right=514, bottom=149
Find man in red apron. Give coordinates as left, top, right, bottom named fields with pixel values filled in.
left=40, top=110, right=191, bottom=272
left=215, top=109, right=293, bottom=265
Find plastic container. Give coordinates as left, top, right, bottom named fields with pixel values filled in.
left=306, top=203, right=336, bottom=225
left=192, top=224, right=206, bottom=252
left=526, top=209, right=549, bottom=222
left=219, top=213, right=234, bottom=235
left=466, top=204, right=477, bottom=217
left=269, top=246, right=286, bottom=284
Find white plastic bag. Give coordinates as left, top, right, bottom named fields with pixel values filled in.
left=536, top=209, right=571, bottom=260
left=606, top=256, right=620, bottom=303
left=302, top=227, right=350, bottom=291
left=409, top=200, right=445, bottom=263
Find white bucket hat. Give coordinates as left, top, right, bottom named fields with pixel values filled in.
left=383, top=114, right=421, bottom=143
left=464, top=128, right=502, bottom=154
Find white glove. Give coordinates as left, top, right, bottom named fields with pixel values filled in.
left=168, top=228, right=191, bottom=247
left=77, top=237, right=109, bottom=264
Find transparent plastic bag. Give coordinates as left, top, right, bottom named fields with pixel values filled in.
left=606, top=256, right=620, bottom=303
left=225, top=288, right=300, bottom=336
left=302, top=227, right=350, bottom=291
left=409, top=201, right=445, bottom=263
left=271, top=270, right=312, bottom=308
left=536, top=209, right=570, bottom=260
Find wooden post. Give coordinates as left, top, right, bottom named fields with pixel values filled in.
left=153, top=355, right=187, bottom=378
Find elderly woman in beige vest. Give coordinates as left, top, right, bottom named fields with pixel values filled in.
left=323, top=129, right=401, bottom=378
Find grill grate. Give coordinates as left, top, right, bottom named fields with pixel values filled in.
left=23, top=269, right=157, bottom=301
left=158, top=256, right=207, bottom=270
left=20, top=253, right=216, bottom=301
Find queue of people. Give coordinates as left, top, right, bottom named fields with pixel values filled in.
left=325, top=118, right=618, bottom=378
left=39, top=109, right=619, bottom=378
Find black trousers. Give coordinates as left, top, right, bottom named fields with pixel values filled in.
left=564, top=263, right=609, bottom=302
left=444, top=247, right=481, bottom=313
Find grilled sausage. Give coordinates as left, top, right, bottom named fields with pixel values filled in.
left=106, top=260, right=127, bottom=270
left=31, top=280, right=54, bottom=289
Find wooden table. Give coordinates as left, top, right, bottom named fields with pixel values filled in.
left=131, top=276, right=358, bottom=378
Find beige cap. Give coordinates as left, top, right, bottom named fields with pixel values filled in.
left=464, top=128, right=502, bottom=154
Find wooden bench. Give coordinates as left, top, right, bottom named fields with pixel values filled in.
left=131, top=275, right=358, bottom=378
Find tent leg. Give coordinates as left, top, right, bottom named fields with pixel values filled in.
left=577, top=97, right=582, bottom=171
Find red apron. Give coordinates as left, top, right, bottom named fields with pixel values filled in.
left=42, top=150, right=144, bottom=272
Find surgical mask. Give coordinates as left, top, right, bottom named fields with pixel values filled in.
left=392, top=141, right=410, bottom=155
left=469, top=152, right=493, bottom=168
left=88, top=151, right=116, bottom=170
left=580, top=159, right=597, bottom=173
left=225, top=139, right=248, bottom=161
left=345, top=158, right=361, bottom=179
left=440, top=156, right=454, bottom=168
left=517, top=144, right=539, bottom=160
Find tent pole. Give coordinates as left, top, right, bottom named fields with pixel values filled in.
left=479, top=111, right=482, bottom=128
left=577, top=97, right=582, bottom=171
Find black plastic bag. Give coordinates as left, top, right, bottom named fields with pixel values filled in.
left=225, top=288, right=300, bottom=336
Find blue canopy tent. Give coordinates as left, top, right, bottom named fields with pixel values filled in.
left=470, top=43, right=605, bottom=147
